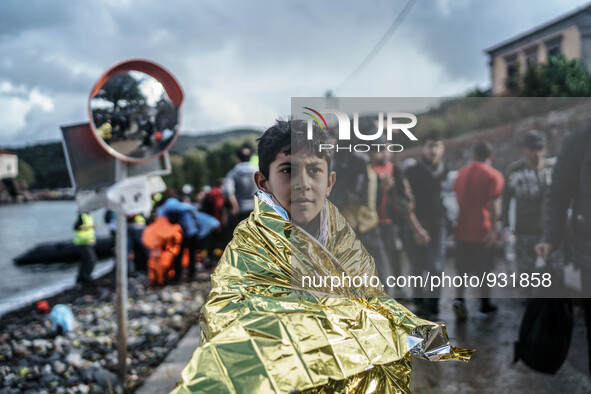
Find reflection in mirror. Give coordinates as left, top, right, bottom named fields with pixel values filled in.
left=90, top=70, right=179, bottom=160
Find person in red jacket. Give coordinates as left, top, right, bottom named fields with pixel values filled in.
left=453, top=141, right=504, bottom=320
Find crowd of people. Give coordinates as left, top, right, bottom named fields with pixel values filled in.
left=72, top=143, right=259, bottom=286
left=74, top=127, right=583, bottom=312
left=72, top=121, right=591, bottom=385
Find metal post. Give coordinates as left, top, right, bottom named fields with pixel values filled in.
left=115, top=159, right=128, bottom=387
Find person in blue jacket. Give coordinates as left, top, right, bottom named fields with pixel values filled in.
left=156, top=189, right=219, bottom=281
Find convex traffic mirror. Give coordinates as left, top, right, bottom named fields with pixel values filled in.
left=88, top=59, right=183, bottom=163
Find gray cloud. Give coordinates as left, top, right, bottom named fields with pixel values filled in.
left=0, top=0, right=585, bottom=146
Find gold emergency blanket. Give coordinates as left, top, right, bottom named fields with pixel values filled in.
left=173, top=196, right=473, bottom=393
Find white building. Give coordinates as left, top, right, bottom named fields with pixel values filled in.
left=0, top=150, right=18, bottom=180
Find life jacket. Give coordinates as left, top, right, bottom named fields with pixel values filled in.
left=73, top=213, right=96, bottom=246
left=142, top=216, right=185, bottom=285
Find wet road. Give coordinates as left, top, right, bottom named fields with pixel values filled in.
left=408, top=297, right=590, bottom=393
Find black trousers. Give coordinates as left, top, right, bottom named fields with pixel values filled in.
left=77, top=244, right=97, bottom=284
left=580, top=266, right=591, bottom=377
left=173, top=234, right=198, bottom=281
left=455, top=241, right=495, bottom=301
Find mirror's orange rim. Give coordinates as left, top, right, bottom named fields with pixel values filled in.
left=87, top=58, right=184, bottom=163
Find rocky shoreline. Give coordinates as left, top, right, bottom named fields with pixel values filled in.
left=0, top=273, right=211, bottom=393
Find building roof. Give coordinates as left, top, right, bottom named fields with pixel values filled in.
left=0, top=149, right=17, bottom=156
left=485, top=3, right=591, bottom=56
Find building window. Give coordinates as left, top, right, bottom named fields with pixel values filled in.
left=504, top=53, right=520, bottom=91
left=545, top=35, right=562, bottom=58
left=505, top=53, right=519, bottom=77
left=524, top=44, right=538, bottom=65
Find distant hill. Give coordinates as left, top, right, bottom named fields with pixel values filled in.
left=10, top=142, right=70, bottom=189
left=2, top=128, right=263, bottom=189
left=171, top=128, right=263, bottom=154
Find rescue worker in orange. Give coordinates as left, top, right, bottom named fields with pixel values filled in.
left=142, top=212, right=184, bottom=285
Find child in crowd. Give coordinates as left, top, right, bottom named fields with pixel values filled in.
left=173, top=119, right=471, bottom=393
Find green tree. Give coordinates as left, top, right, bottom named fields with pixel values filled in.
left=95, top=73, right=145, bottom=111
left=161, top=136, right=259, bottom=192
left=206, top=138, right=258, bottom=183
left=183, top=148, right=209, bottom=190
left=16, top=159, right=35, bottom=186
left=162, top=154, right=186, bottom=191
left=465, top=87, right=491, bottom=97
left=508, top=55, right=591, bottom=97
left=12, top=142, right=70, bottom=189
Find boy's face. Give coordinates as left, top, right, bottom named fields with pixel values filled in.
left=255, top=150, right=336, bottom=225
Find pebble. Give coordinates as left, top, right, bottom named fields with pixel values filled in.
left=195, top=294, right=205, bottom=306
left=171, top=292, right=184, bottom=304
left=172, top=314, right=184, bottom=330
left=138, top=302, right=153, bottom=314
left=128, top=336, right=146, bottom=350
left=42, top=364, right=52, bottom=375
left=32, top=339, right=51, bottom=352
left=52, top=360, right=66, bottom=375
left=146, top=324, right=162, bottom=336
left=0, top=274, right=210, bottom=392
left=18, top=366, right=30, bottom=377
left=66, top=350, right=84, bottom=368
left=0, top=343, right=13, bottom=359
left=12, top=343, right=30, bottom=357
left=91, top=366, right=120, bottom=393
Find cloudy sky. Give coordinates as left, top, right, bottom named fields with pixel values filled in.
left=0, top=0, right=585, bottom=146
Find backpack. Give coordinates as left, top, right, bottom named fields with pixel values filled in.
left=514, top=298, right=573, bottom=374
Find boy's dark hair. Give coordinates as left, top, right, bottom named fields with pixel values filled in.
left=257, top=119, right=333, bottom=179
left=473, top=141, right=493, bottom=161
left=423, top=130, right=443, bottom=145
left=236, top=144, right=253, bottom=162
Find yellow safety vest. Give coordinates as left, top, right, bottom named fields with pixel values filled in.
left=74, top=213, right=96, bottom=246
left=97, top=122, right=112, bottom=139
left=152, top=193, right=163, bottom=207
left=133, top=214, right=146, bottom=225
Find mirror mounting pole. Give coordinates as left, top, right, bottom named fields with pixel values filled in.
left=115, top=159, right=128, bottom=387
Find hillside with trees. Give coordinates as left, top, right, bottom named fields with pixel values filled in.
left=4, top=128, right=262, bottom=192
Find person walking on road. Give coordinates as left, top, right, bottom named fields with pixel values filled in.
left=224, top=144, right=258, bottom=232
left=452, top=141, right=504, bottom=320
left=404, top=131, right=449, bottom=320
left=502, top=131, right=562, bottom=297
left=536, top=128, right=591, bottom=377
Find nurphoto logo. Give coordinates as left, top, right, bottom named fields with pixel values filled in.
left=303, top=107, right=418, bottom=152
